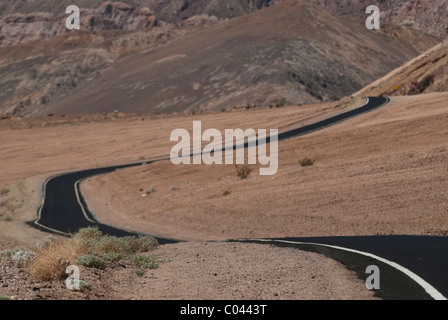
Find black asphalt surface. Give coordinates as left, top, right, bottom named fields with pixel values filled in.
left=34, top=161, right=178, bottom=244
left=34, top=96, right=448, bottom=299
left=233, top=236, right=448, bottom=300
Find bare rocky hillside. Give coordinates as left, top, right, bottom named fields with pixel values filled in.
left=0, top=0, right=281, bottom=47
left=0, top=0, right=442, bottom=117
left=354, top=40, right=448, bottom=97
left=310, top=0, right=448, bottom=38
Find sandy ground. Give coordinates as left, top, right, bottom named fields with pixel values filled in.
left=0, top=97, right=363, bottom=245
left=0, top=242, right=377, bottom=300
left=1, top=93, right=447, bottom=300
left=0, top=98, right=381, bottom=300
left=82, top=93, right=448, bottom=241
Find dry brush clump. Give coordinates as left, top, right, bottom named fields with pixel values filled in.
left=27, top=238, right=86, bottom=282
left=299, top=157, right=315, bottom=167
left=236, top=165, right=253, bottom=180
left=0, top=227, right=159, bottom=283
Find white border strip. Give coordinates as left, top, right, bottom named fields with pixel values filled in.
left=235, top=239, right=447, bottom=301
left=74, top=179, right=97, bottom=223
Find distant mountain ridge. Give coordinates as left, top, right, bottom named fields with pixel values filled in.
left=25, top=0, right=440, bottom=116
left=1, top=0, right=445, bottom=47
left=0, top=0, right=279, bottom=18
left=0, top=0, right=442, bottom=117
left=0, top=1, right=286, bottom=47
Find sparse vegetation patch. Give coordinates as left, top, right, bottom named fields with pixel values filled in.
left=0, top=227, right=159, bottom=283
left=78, top=254, right=107, bottom=270
left=236, top=165, right=252, bottom=180
left=135, top=270, right=145, bottom=277
left=132, top=256, right=159, bottom=270
left=299, top=157, right=315, bottom=167
left=78, top=280, right=92, bottom=292
left=103, top=252, right=123, bottom=262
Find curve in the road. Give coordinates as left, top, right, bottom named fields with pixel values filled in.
left=232, top=238, right=447, bottom=300
left=32, top=96, right=448, bottom=299
left=35, top=97, right=388, bottom=237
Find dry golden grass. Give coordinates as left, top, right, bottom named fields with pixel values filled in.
left=27, top=238, right=86, bottom=282
left=26, top=227, right=159, bottom=282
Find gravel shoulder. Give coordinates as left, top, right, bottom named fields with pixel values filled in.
left=0, top=241, right=378, bottom=300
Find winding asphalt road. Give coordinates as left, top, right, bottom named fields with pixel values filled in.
left=33, top=97, right=448, bottom=300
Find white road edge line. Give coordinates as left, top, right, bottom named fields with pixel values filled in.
left=74, top=178, right=97, bottom=223
left=235, top=239, right=447, bottom=301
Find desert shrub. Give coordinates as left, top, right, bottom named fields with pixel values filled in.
left=90, top=235, right=130, bottom=255
left=9, top=227, right=159, bottom=282
left=126, top=236, right=158, bottom=254
left=78, top=280, right=92, bottom=291
left=135, top=270, right=145, bottom=277
left=11, top=249, right=36, bottom=267
left=132, top=256, right=159, bottom=270
left=71, top=226, right=103, bottom=252
left=1, top=247, right=25, bottom=264
left=71, top=227, right=158, bottom=257
left=103, top=252, right=123, bottom=262
left=0, top=294, right=10, bottom=300
left=236, top=165, right=252, bottom=180
left=68, top=279, right=92, bottom=292
left=90, top=235, right=158, bottom=256
left=28, top=239, right=82, bottom=281
left=223, top=189, right=231, bottom=196
left=78, top=255, right=106, bottom=270
left=72, top=226, right=103, bottom=243
left=299, top=157, right=315, bottom=167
